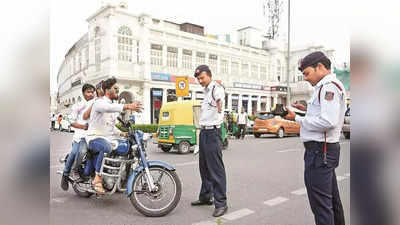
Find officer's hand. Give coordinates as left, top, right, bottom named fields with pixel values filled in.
left=83, top=124, right=88, bottom=130
left=126, top=101, right=143, bottom=112
left=120, top=132, right=128, bottom=138
left=283, top=108, right=296, bottom=120
left=291, top=102, right=306, bottom=111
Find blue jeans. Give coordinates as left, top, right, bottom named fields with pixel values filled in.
left=63, top=138, right=87, bottom=175
left=88, top=138, right=112, bottom=174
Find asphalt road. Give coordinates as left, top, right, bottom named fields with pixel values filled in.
left=50, top=131, right=350, bottom=225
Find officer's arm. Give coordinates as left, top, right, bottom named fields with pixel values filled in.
left=301, top=84, right=342, bottom=132
left=215, top=87, right=225, bottom=113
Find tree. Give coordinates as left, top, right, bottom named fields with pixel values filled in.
left=263, top=0, right=284, bottom=40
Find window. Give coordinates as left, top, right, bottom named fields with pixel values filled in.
left=150, top=44, right=163, bottom=66
left=196, top=52, right=205, bottom=67
left=167, top=47, right=178, bottom=68
left=85, top=47, right=89, bottom=68
left=241, top=62, right=249, bottom=77
left=231, top=61, right=239, bottom=75
left=277, top=59, right=281, bottom=82
left=78, top=52, right=82, bottom=71
left=117, top=26, right=133, bottom=62
left=73, top=56, right=76, bottom=73
left=251, top=64, right=258, bottom=79
left=182, top=49, right=192, bottom=69
left=220, top=59, right=228, bottom=74
left=260, top=66, right=267, bottom=81
left=268, top=63, right=273, bottom=81
left=298, top=75, right=304, bottom=81
left=208, top=54, right=217, bottom=73
left=95, top=27, right=101, bottom=72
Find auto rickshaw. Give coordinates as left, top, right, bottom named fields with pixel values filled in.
left=225, top=111, right=240, bottom=139
left=156, top=100, right=228, bottom=154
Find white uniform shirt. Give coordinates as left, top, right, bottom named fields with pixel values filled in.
left=237, top=112, right=248, bottom=125
left=85, top=96, right=124, bottom=143
left=69, top=99, right=93, bottom=142
left=295, top=74, right=346, bottom=143
left=199, top=80, right=225, bottom=126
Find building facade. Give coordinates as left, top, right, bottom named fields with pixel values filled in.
left=56, top=3, right=335, bottom=124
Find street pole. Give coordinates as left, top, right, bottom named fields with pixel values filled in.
left=286, top=0, right=291, bottom=106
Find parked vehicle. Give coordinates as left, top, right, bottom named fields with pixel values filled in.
left=156, top=100, right=228, bottom=153
left=253, top=112, right=300, bottom=138
left=342, top=107, right=350, bottom=139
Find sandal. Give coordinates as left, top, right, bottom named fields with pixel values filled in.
left=92, top=182, right=106, bottom=194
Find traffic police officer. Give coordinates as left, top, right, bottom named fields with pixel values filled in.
left=285, top=51, right=346, bottom=225
left=191, top=65, right=228, bottom=217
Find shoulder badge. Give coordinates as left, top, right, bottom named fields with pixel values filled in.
left=325, top=91, right=334, bottom=101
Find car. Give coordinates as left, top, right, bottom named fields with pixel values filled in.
left=342, top=107, right=350, bottom=139
left=253, top=111, right=300, bottom=138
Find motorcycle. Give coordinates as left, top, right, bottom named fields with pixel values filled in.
left=57, top=117, right=182, bottom=217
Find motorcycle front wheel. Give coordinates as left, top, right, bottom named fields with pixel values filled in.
left=129, top=166, right=181, bottom=217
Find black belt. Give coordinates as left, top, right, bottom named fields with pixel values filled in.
left=201, top=125, right=221, bottom=130
left=303, top=141, right=338, bottom=150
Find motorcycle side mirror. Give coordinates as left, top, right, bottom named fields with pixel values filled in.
left=117, top=117, right=127, bottom=127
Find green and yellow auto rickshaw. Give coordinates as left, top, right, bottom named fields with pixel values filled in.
left=156, top=100, right=228, bottom=154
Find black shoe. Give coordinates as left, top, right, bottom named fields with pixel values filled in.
left=213, top=206, right=228, bottom=217
left=61, top=174, right=69, bottom=191
left=191, top=199, right=213, bottom=206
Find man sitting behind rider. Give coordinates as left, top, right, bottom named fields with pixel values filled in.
left=61, top=83, right=95, bottom=191
left=85, top=77, right=143, bottom=194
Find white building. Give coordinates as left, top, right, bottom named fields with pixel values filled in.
left=56, top=2, right=335, bottom=124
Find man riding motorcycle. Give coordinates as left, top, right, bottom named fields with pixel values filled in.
left=85, top=77, right=143, bottom=194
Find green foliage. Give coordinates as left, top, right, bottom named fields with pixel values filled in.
left=248, top=115, right=257, bottom=121
left=116, top=123, right=158, bottom=133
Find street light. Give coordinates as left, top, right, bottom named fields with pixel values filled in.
left=286, top=0, right=291, bottom=106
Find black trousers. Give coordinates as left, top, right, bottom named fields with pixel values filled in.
left=198, top=128, right=227, bottom=209
left=238, top=124, right=246, bottom=138
left=303, top=141, right=345, bottom=225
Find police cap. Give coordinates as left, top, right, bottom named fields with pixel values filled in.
left=194, top=64, right=212, bottom=77
left=298, top=51, right=328, bottom=72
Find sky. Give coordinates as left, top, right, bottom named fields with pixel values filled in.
left=50, top=0, right=350, bottom=94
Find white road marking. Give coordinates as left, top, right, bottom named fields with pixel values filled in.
left=336, top=176, right=347, bottom=181
left=221, top=208, right=254, bottom=221
left=277, top=149, right=302, bottom=153
left=192, top=221, right=219, bottom=225
left=291, top=188, right=307, bottom=196
left=263, top=196, right=289, bottom=206
left=175, top=161, right=198, bottom=166
left=51, top=197, right=68, bottom=204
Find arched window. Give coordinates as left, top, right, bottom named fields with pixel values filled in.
left=117, top=26, right=133, bottom=62
left=77, top=96, right=82, bottom=102
left=72, top=97, right=75, bottom=104
left=277, top=59, right=281, bottom=82
left=95, top=27, right=101, bottom=71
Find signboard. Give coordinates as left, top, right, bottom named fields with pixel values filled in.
left=233, top=82, right=263, bottom=90
left=71, top=79, right=81, bottom=88
left=175, top=76, right=189, bottom=97
left=271, top=86, right=288, bottom=92
left=151, top=72, right=171, bottom=82
left=152, top=90, right=163, bottom=97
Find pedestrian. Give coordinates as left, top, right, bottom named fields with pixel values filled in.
left=237, top=108, right=248, bottom=139
left=284, top=51, right=346, bottom=225
left=191, top=65, right=228, bottom=217
left=57, top=114, right=63, bottom=130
